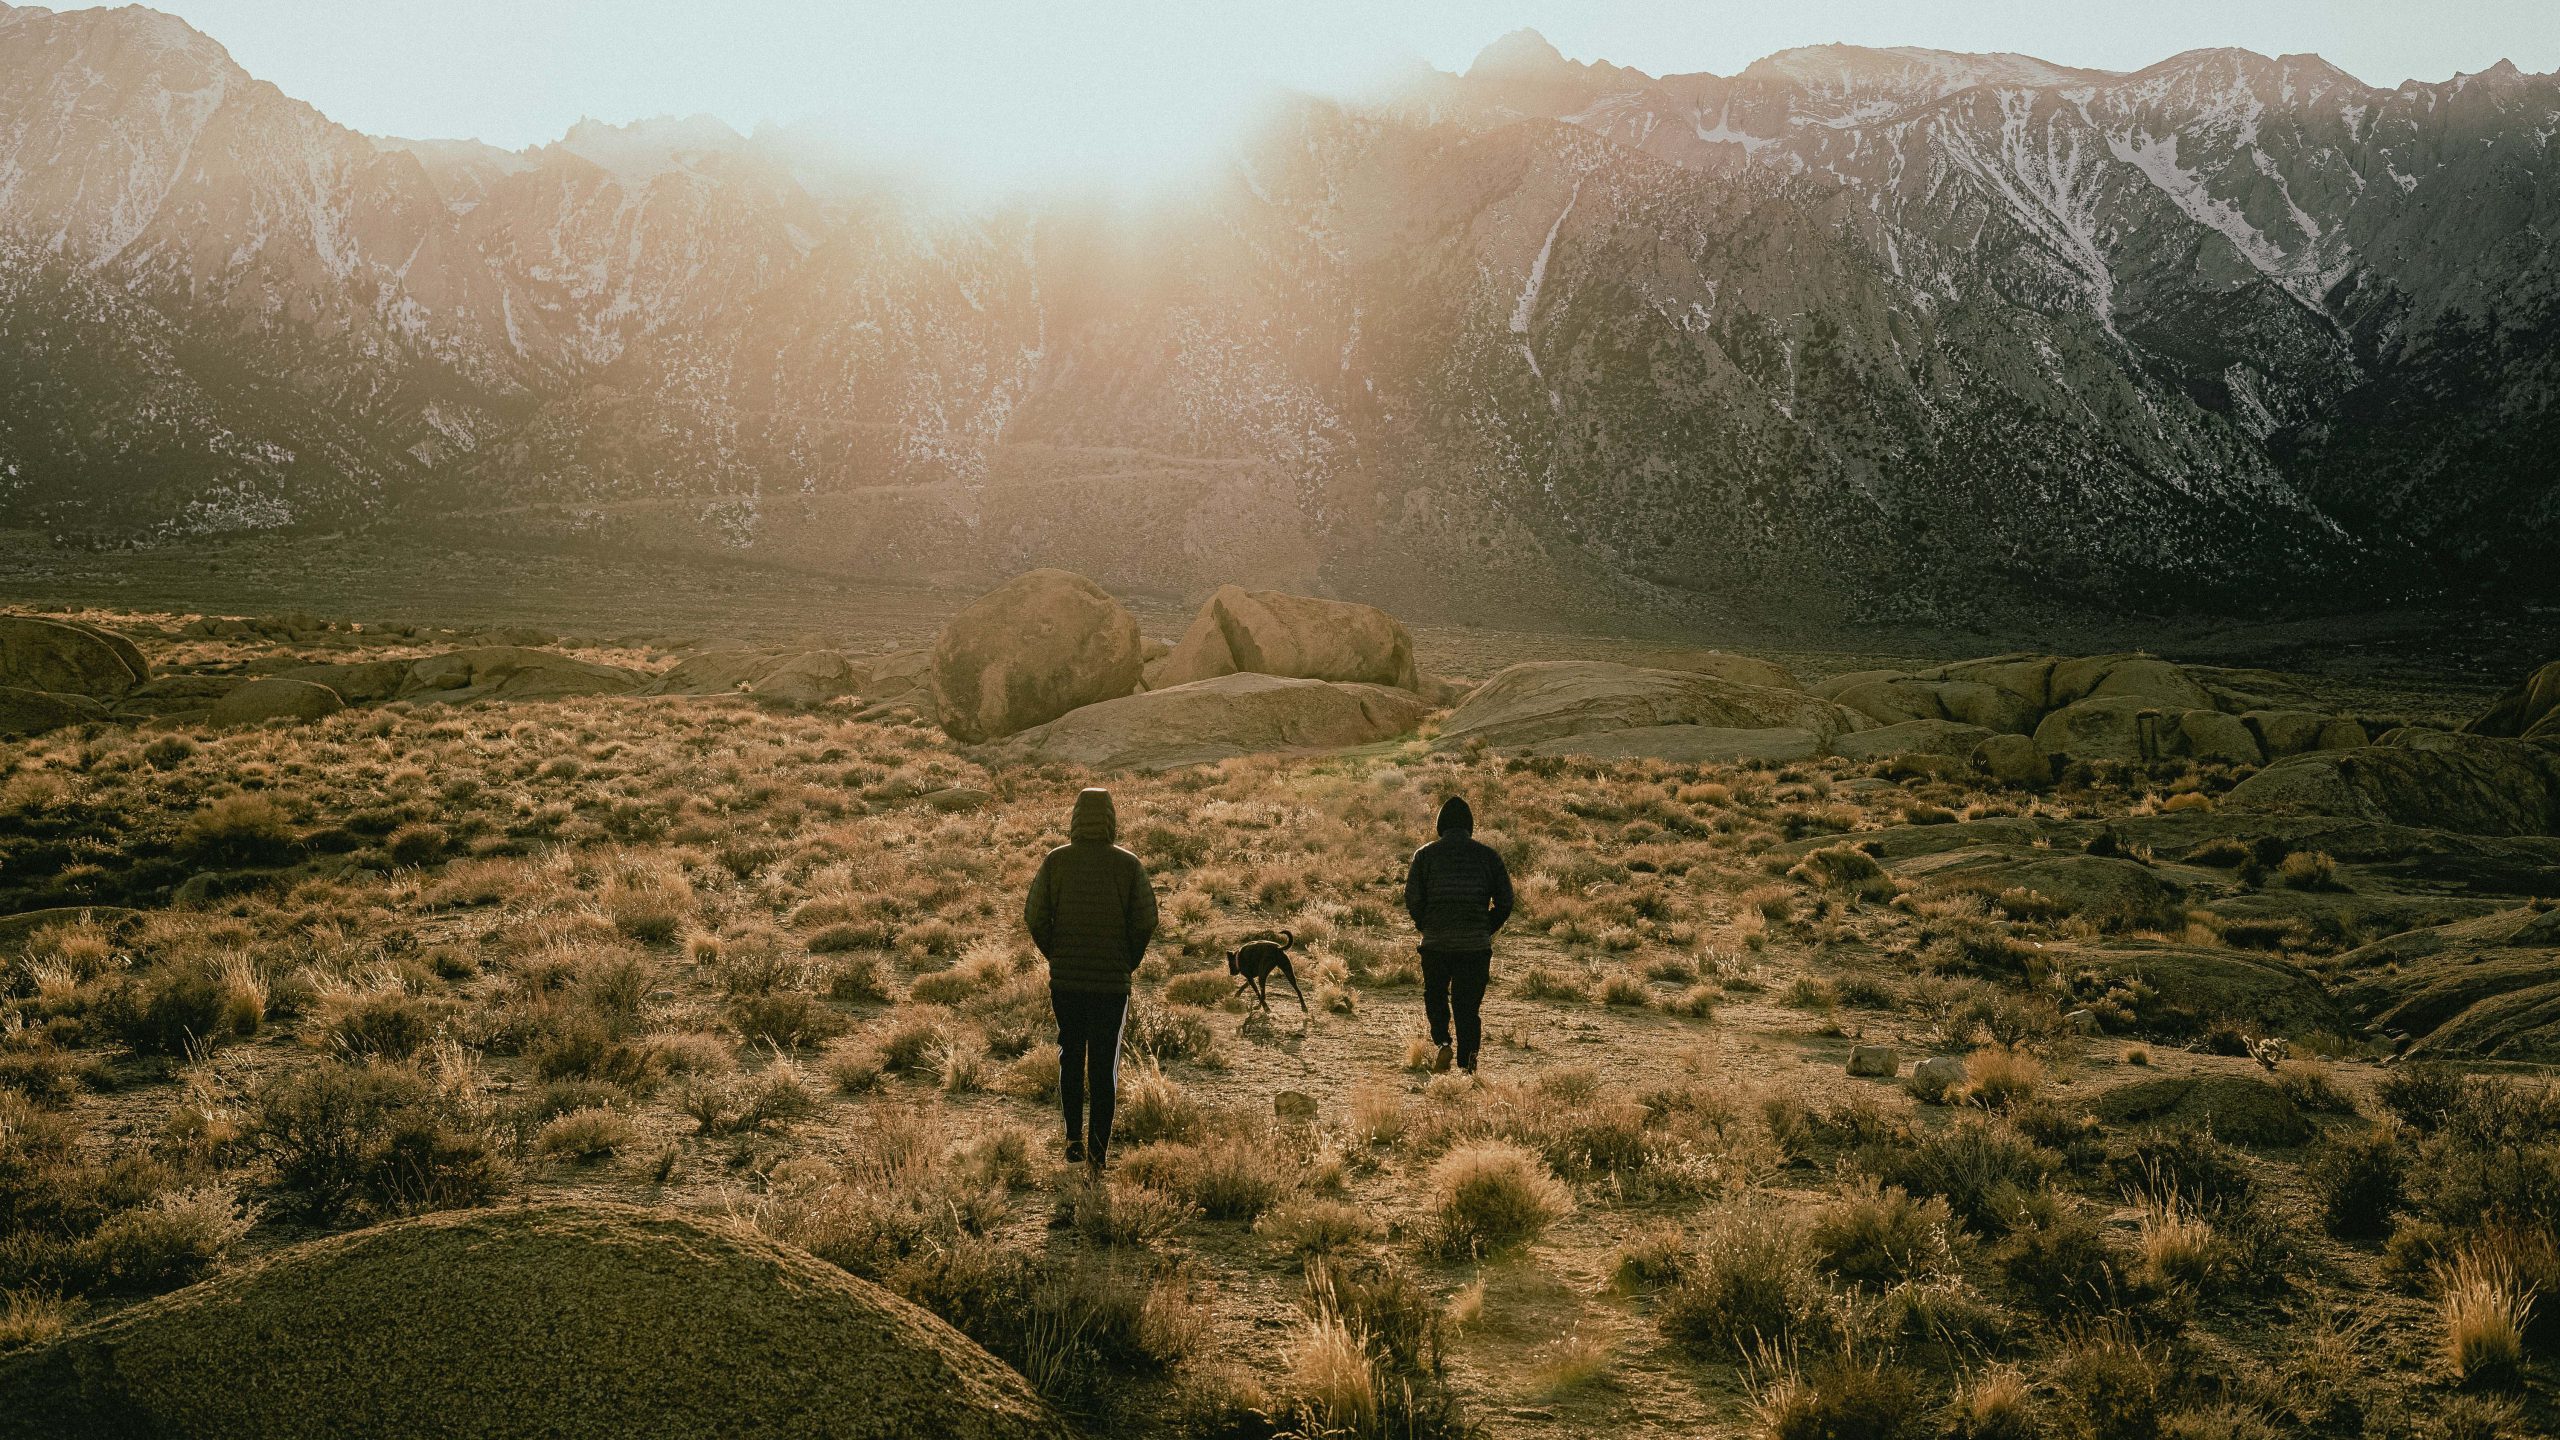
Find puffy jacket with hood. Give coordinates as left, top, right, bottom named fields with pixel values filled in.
left=1404, top=796, right=1515, bottom=954
left=1025, top=788, right=1159, bottom=993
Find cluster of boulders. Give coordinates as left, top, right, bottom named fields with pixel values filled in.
left=921, top=570, right=1443, bottom=768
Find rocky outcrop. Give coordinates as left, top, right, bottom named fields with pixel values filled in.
left=1525, top=725, right=1820, bottom=764
left=1831, top=719, right=1995, bottom=762
left=0, top=1203, right=1067, bottom=1440
left=2244, top=710, right=2367, bottom=757
left=1436, top=662, right=1867, bottom=751
left=649, top=648, right=864, bottom=706
left=2048, top=943, right=2344, bottom=1037
left=1973, top=733, right=2051, bottom=787
left=210, top=677, right=346, bottom=726
left=400, top=648, right=646, bottom=704
left=2468, top=660, right=2560, bottom=740
left=1000, top=672, right=1428, bottom=771
left=278, top=659, right=412, bottom=704
left=2032, top=699, right=2270, bottom=766
left=1893, top=846, right=2181, bottom=927
left=0, top=616, right=146, bottom=698
left=2088, top=1075, right=2313, bottom=1147
left=1152, top=585, right=1421, bottom=692
left=0, top=686, right=107, bottom=737
left=1638, top=650, right=1798, bottom=692
left=931, top=571, right=1143, bottom=743
left=2337, top=906, right=2560, bottom=1059
left=2226, top=728, right=2560, bottom=836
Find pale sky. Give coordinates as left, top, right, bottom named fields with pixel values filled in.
left=146, top=1, right=2560, bottom=190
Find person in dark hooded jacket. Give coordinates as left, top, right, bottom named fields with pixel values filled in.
left=1025, top=787, right=1158, bottom=1174
left=1403, top=795, right=1514, bottom=1073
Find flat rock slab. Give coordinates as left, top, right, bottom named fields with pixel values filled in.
left=999, top=671, right=1427, bottom=771
left=1522, top=724, right=1819, bottom=764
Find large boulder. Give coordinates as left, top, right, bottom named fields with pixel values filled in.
left=279, top=659, right=413, bottom=704
left=1526, top=725, right=1821, bottom=764
left=1973, top=733, right=2052, bottom=787
left=2048, top=654, right=2214, bottom=712
left=2033, top=697, right=2175, bottom=763
left=0, top=1203, right=1066, bottom=1440
left=2225, top=728, right=2560, bottom=836
left=2469, top=660, right=2560, bottom=740
left=1436, top=662, right=1868, bottom=751
left=1002, top=672, right=1428, bottom=771
left=0, top=617, right=146, bottom=698
left=1638, top=649, right=1798, bottom=691
left=650, top=649, right=864, bottom=706
left=1833, top=676, right=2040, bottom=734
left=1831, top=719, right=1995, bottom=762
left=400, top=648, right=645, bottom=704
left=211, top=678, right=346, bottom=727
left=1152, top=585, right=1421, bottom=692
left=2171, top=710, right=2264, bottom=767
left=931, top=571, right=1143, bottom=742
left=2244, top=710, right=2366, bottom=758
left=0, top=686, right=107, bottom=737
left=2337, top=906, right=2560, bottom=1059
left=2088, top=1075, right=2314, bottom=1147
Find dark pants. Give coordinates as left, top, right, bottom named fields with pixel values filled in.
left=1052, top=987, right=1129, bottom=1158
left=1421, top=949, right=1491, bottom=1070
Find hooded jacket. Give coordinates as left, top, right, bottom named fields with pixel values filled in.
left=1024, top=788, right=1159, bottom=993
left=1404, top=796, right=1515, bottom=954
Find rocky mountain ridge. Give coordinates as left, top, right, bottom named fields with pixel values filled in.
left=2, top=8, right=2555, bottom=626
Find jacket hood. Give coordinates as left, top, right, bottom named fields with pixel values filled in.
left=1070, top=788, right=1118, bottom=844
left=1436, top=795, right=1474, bottom=836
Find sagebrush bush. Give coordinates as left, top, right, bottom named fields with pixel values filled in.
left=250, top=1060, right=507, bottom=1222
left=1753, top=1353, right=1932, bottom=1440
left=1657, top=1208, right=1830, bottom=1359
left=1426, top=1141, right=1571, bottom=1256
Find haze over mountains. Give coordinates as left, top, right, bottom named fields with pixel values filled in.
left=2, top=5, right=2555, bottom=626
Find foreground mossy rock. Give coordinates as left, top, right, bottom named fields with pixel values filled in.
left=0, top=616, right=146, bottom=698
left=2048, top=943, right=2344, bottom=1037
left=210, top=677, right=345, bottom=727
left=1001, top=672, right=1428, bottom=770
left=2088, top=1074, right=2313, bottom=1147
left=399, top=647, right=645, bottom=704
left=932, top=569, right=1143, bottom=742
left=0, top=1203, right=1067, bottom=1440
left=1893, top=846, right=2180, bottom=927
left=2469, top=659, right=2560, bottom=740
left=1437, top=661, right=1868, bottom=750
left=1153, top=584, right=1421, bottom=691
left=2337, top=905, right=2560, bottom=1059
left=2226, top=728, right=2560, bottom=836
left=0, top=684, right=107, bottom=737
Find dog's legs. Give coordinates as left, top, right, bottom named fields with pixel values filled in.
left=1280, top=965, right=1308, bottom=1012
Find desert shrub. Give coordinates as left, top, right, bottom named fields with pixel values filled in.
left=1074, top=1178, right=1197, bottom=1248
left=1961, top=1048, right=2044, bottom=1111
left=1753, top=1353, right=1932, bottom=1440
left=823, top=954, right=890, bottom=1003
left=2308, top=1126, right=2405, bottom=1238
left=1990, top=1205, right=2123, bottom=1318
left=1163, top=969, right=1235, bottom=1008
left=1510, top=963, right=1589, bottom=1002
left=72, top=1185, right=253, bottom=1294
left=727, top=989, right=847, bottom=1049
left=1946, top=1368, right=2039, bottom=1440
left=2276, top=850, right=2345, bottom=891
left=1121, top=997, right=1221, bottom=1067
left=1600, top=971, right=1651, bottom=1008
left=1657, top=1208, right=1831, bottom=1359
left=2054, top=1327, right=2169, bottom=1440
left=534, top=1107, right=636, bottom=1163
left=1807, top=1185, right=1957, bottom=1288
left=2436, top=1248, right=2532, bottom=1389
left=326, top=991, right=444, bottom=1061
left=1863, top=1119, right=2057, bottom=1235
left=1114, top=1062, right=1208, bottom=1146
left=1258, top=1197, right=1381, bottom=1259
left=106, top=957, right=264, bottom=1056
left=1788, top=844, right=1891, bottom=901
left=2109, top=1127, right=2255, bottom=1213
left=1425, top=1141, right=1571, bottom=1256
left=250, top=1060, right=508, bottom=1222
left=384, top=823, right=449, bottom=867
left=180, top=794, right=296, bottom=865
left=1126, top=1133, right=1295, bottom=1222
left=678, top=1056, right=818, bottom=1136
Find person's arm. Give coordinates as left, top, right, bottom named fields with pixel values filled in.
left=1404, top=847, right=1430, bottom=931
left=1485, top=848, right=1515, bottom=936
left=1125, top=856, right=1159, bottom=970
left=1024, top=854, right=1057, bottom=958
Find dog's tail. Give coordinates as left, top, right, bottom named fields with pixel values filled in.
left=1277, top=928, right=1294, bottom=949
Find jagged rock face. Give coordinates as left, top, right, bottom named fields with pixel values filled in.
left=4, top=10, right=2559, bottom=620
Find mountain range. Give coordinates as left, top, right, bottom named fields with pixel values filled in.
left=3, top=6, right=2556, bottom=627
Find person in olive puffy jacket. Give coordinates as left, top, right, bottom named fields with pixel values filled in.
left=1403, top=795, right=1514, bottom=1074
left=1024, top=787, right=1158, bottom=1175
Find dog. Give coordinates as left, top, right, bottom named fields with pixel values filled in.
left=1226, top=929, right=1306, bottom=1013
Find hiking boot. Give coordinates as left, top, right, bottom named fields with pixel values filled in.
left=1065, top=1138, right=1085, bottom=1165
left=1432, top=1043, right=1454, bottom=1074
